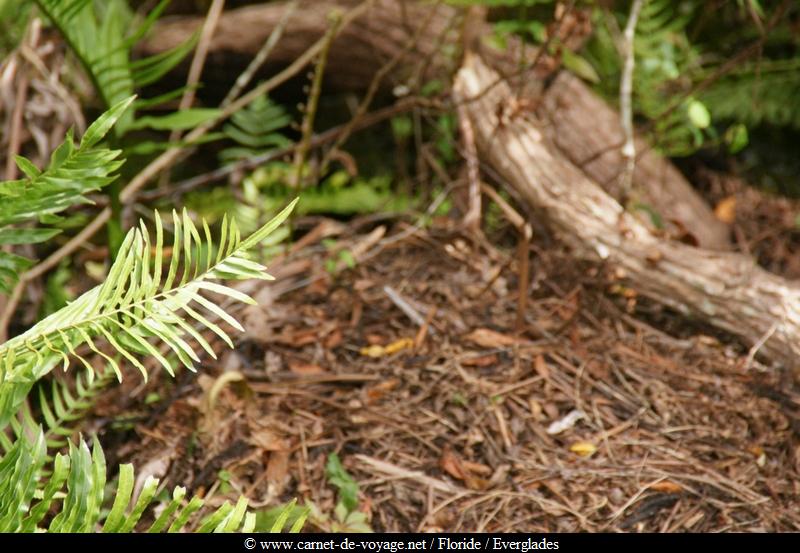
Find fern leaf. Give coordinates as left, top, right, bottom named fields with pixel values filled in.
left=0, top=96, right=133, bottom=293
left=0, top=430, right=290, bottom=532
left=0, top=367, right=115, bottom=456
left=700, top=59, right=800, bottom=129
left=36, top=0, right=196, bottom=134
left=219, top=95, right=292, bottom=163
left=0, top=199, right=298, bottom=429
left=0, top=431, right=47, bottom=532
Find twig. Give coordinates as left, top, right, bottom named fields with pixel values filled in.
left=0, top=278, right=24, bottom=342
left=174, top=0, right=225, bottom=134
left=459, top=105, right=481, bottom=232
left=491, top=403, right=513, bottom=450
left=220, top=0, right=298, bottom=108
left=414, top=307, right=436, bottom=349
left=411, top=1, right=454, bottom=88
left=525, top=0, right=577, bottom=90
left=292, top=11, right=341, bottom=188
left=618, top=0, right=645, bottom=201
left=4, top=18, right=41, bottom=179
left=742, top=321, right=778, bottom=371
left=354, top=454, right=460, bottom=494
left=480, top=183, right=532, bottom=331
left=158, top=0, right=226, bottom=191
left=4, top=69, right=28, bottom=180
left=318, top=2, right=440, bottom=175
left=515, top=224, right=531, bottom=332
left=383, top=285, right=428, bottom=328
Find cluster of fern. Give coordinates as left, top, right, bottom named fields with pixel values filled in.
left=0, top=0, right=303, bottom=533
left=0, top=96, right=300, bottom=533
left=583, top=0, right=800, bottom=156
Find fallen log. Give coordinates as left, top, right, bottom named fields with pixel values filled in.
left=453, top=53, right=800, bottom=370
left=142, top=0, right=730, bottom=250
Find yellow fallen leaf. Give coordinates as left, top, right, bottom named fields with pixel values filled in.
left=569, top=441, right=597, bottom=457
left=359, top=338, right=413, bottom=358
left=360, top=345, right=385, bottom=358
left=649, top=481, right=683, bottom=493
left=384, top=338, right=414, bottom=354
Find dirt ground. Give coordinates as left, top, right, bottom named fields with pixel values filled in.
left=96, top=177, right=800, bottom=533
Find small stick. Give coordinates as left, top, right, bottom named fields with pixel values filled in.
left=5, top=68, right=29, bottom=180
left=292, top=11, right=341, bottom=188
left=515, top=224, right=531, bottom=332
left=480, top=183, right=532, bottom=331
left=492, top=403, right=513, bottom=450
left=383, top=285, right=427, bottom=328
left=459, top=105, right=481, bottom=232
left=172, top=0, right=226, bottom=135
left=414, top=307, right=437, bottom=350
left=354, top=454, right=459, bottom=494
left=4, top=17, right=41, bottom=179
left=157, top=0, right=226, bottom=193
left=221, top=0, right=298, bottom=108
left=618, top=0, right=645, bottom=201
left=742, top=321, right=778, bottom=371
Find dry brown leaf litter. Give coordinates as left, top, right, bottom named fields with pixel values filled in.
left=93, top=215, right=800, bottom=532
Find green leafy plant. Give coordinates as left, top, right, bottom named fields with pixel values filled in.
left=35, top=0, right=202, bottom=136
left=306, top=453, right=372, bottom=533
left=323, top=239, right=356, bottom=276
left=700, top=59, right=800, bottom=131
left=584, top=0, right=717, bottom=156
left=0, top=432, right=254, bottom=532
left=581, top=0, right=798, bottom=159
left=219, top=93, right=292, bottom=164
left=0, top=99, right=300, bottom=532
left=34, top=0, right=203, bottom=253
left=254, top=499, right=310, bottom=533
left=0, top=96, right=134, bottom=293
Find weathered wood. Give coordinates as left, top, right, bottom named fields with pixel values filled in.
left=538, top=71, right=730, bottom=249
left=454, top=54, right=800, bottom=369
left=143, top=0, right=729, bottom=249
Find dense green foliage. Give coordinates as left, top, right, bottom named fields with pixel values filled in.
left=474, top=0, right=799, bottom=168
left=0, top=1, right=304, bottom=530
left=0, top=99, right=300, bottom=531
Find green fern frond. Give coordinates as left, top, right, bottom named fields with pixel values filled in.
left=0, top=96, right=134, bottom=293
left=35, top=0, right=196, bottom=134
left=0, top=430, right=265, bottom=532
left=35, top=0, right=135, bottom=131
left=0, top=199, right=297, bottom=429
left=700, top=58, right=800, bottom=129
left=0, top=366, right=115, bottom=456
left=219, top=94, right=292, bottom=164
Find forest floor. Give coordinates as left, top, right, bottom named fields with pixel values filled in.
left=96, top=172, right=800, bottom=532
